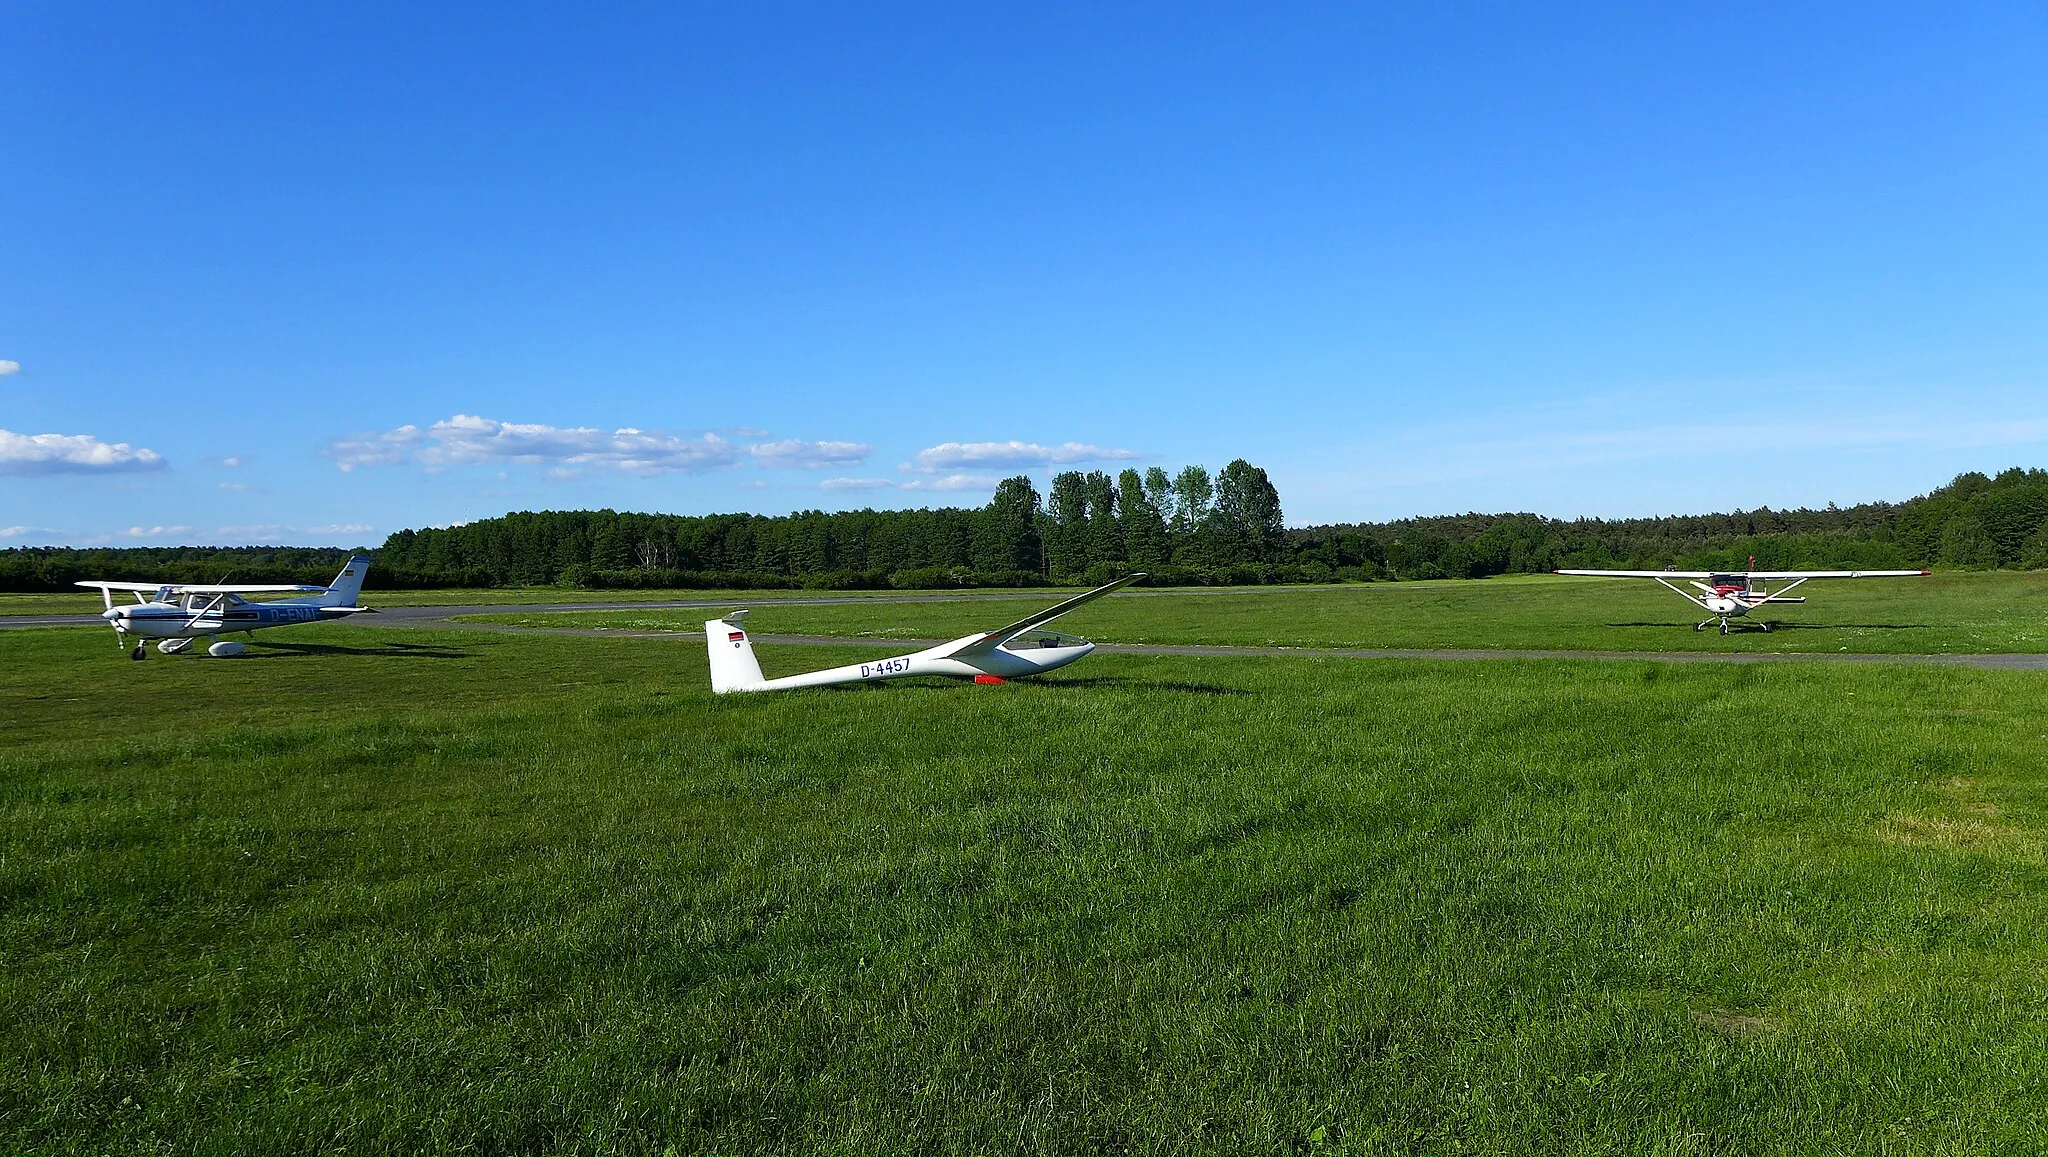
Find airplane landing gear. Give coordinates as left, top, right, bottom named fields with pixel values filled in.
left=1761, top=621, right=1773, bottom=633
left=1719, top=621, right=1730, bottom=635
left=130, top=642, right=146, bottom=660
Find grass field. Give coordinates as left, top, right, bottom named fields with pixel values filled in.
left=457, top=570, right=2048, bottom=655
left=7, top=622, right=2048, bottom=1154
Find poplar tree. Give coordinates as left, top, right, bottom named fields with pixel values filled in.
left=1045, top=471, right=1092, bottom=577
left=1084, top=471, right=1122, bottom=566
left=973, top=475, right=1043, bottom=574
left=1118, top=467, right=1169, bottom=566
left=1170, top=465, right=1214, bottom=535
left=1214, top=459, right=1285, bottom=563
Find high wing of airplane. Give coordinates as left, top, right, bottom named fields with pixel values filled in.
left=706, top=574, right=1143, bottom=693
left=1555, top=561, right=1929, bottom=634
left=79, top=554, right=377, bottom=659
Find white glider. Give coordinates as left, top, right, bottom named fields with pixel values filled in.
left=1556, top=562, right=1929, bottom=634
left=706, top=575, right=1142, bottom=692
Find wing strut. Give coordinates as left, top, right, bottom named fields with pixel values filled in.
left=1653, top=576, right=1710, bottom=610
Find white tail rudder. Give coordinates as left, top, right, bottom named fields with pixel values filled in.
left=706, top=612, right=766, bottom=693
left=318, top=555, right=373, bottom=606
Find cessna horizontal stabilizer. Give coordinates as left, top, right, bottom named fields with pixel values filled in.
left=707, top=575, right=1143, bottom=693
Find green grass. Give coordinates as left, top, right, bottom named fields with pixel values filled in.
left=6, top=624, right=2048, bottom=1153
left=458, top=570, right=2048, bottom=654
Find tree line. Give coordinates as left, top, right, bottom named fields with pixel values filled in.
left=364, top=459, right=1287, bottom=589
left=1301, top=467, right=2048, bottom=581
left=5, top=465, right=2048, bottom=592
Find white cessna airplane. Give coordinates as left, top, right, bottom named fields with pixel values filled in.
left=79, top=555, right=376, bottom=659
left=707, top=574, right=1141, bottom=693
left=1555, top=561, right=1930, bottom=634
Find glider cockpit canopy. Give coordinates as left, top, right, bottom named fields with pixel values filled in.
left=1007, top=627, right=1090, bottom=650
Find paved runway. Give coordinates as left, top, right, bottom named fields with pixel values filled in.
left=0, top=590, right=1144, bottom=631
left=362, top=613, right=2048, bottom=670
left=9, top=596, right=2048, bottom=669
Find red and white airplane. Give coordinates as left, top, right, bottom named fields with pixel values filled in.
left=1555, top=560, right=1930, bottom=634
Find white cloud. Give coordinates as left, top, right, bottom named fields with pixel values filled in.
left=218, top=456, right=249, bottom=467
left=908, top=440, right=1141, bottom=472
left=819, top=477, right=895, bottom=490
left=324, top=415, right=741, bottom=477
left=324, top=425, right=423, bottom=472
left=0, top=360, right=20, bottom=377
left=748, top=439, right=874, bottom=469
left=0, top=525, right=60, bottom=540
left=212, top=524, right=292, bottom=541
left=900, top=474, right=1002, bottom=493
left=218, top=481, right=251, bottom=491
left=0, top=429, right=166, bottom=476
left=119, top=525, right=196, bottom=539
left=210, top=523, right=375, bottom=543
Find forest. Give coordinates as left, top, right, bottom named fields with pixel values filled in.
left=5, top=464, right=2048, bottom=592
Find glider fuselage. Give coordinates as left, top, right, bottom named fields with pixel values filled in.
left=745, top=632, right=1096, bottom=691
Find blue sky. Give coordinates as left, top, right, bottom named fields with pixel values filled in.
left=4, top=2, right=2045, bottom=545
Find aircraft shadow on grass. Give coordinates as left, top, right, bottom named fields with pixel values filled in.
left=1757, top=621, right=1927, bottom=631
left=246, top=641, right=472, bottom=660
left=1603, top=621, right=1928, bottom=631
left=1034, top=675, right=1250, bottom=696
left=812, top=673, right=1249, bottom=696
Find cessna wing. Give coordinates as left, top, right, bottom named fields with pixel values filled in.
left=76, top=581, right=328, bottom=594
left=1554, top=570, right=1715, bottom=579
left=1555, top=569, right=1929, bottom=579
left=1722, top=570, right=1929, bottom=580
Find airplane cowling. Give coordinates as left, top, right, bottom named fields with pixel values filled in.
left=208, top=641, right=248, bottom=658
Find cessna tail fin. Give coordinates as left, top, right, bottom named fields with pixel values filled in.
left=706, top=612, right=766, bottom=693
left=318, top=555, right=373, bottom=607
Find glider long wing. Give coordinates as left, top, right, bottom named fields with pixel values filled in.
left=937, top=573, right=1145, bottom=660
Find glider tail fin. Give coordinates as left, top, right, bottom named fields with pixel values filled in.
left=318, top=555, right=373, bottom=606
left=706, top=613, right=766, bottom=693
